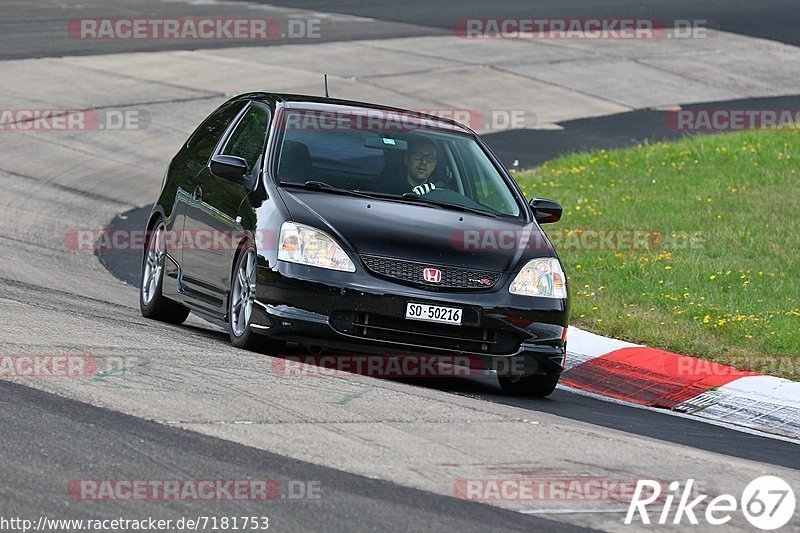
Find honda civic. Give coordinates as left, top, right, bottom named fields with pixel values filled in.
left=140, top=93, right=569, bottom=396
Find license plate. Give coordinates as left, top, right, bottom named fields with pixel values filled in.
left=405, top=302, right=462, bottom=325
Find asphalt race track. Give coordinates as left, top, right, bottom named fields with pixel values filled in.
left=1, top=1, right=799, bottom=532
left=0, top=380, right=569, bottom=532
left=3, top=0, right=799, bottom=59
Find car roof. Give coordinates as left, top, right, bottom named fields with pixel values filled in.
left=240, top=92, right=472, bottom=134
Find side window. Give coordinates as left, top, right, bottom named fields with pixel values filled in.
left=186, top=100, right=247, bottom=165
left=221, top=105, right=270, bottom=174
left=473, top=167, right=505, bottom=212
left=453, top=140, right=520, bottom=216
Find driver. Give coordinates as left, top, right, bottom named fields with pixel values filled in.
left=377, top=138, right=440, bottom=195
left=404, top=138, right=438, bottom=195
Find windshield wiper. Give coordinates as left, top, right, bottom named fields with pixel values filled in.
left=352, top=189, right=494, bottom=217
left=398, top=193, right=498, bottom=218
left=280, top=181, right=378, bottom=200
left=281, top=182, right=498, bottom=217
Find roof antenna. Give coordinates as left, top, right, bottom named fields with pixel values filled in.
left=324, top=73, right=329, bottom=98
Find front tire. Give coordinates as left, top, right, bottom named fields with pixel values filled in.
left=498, top=373, right=560, bottom=397
left=140, top=219, right=190, bottom=324
left=228, top=246, right=261, bottom=350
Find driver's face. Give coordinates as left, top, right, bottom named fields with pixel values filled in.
left=405, top=146, right=437, bottom=184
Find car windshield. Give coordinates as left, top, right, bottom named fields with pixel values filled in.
left=275, top=108, right=522, bottom=217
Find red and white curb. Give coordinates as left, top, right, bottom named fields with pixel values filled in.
left=563, top=327, right=800, bottom=439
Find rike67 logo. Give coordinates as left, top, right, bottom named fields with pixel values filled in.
left=626, top=476, right=796, bottom=530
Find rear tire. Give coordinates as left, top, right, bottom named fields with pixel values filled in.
left=498, top=373, right=560, bottom=397
left=140, top=218, right=190, bottom=325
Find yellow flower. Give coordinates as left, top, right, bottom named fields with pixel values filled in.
left=709, top=275, right=716, bottom=280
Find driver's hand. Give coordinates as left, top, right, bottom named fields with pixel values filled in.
left=412, top=183, right=435, bottom=196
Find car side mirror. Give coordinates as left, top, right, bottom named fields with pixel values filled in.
left=530, top=198, right=562, bottom=224
left=210, top=154, right=248, bottom=182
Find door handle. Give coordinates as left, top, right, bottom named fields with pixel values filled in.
left=192, top=185, right=203, bottom=201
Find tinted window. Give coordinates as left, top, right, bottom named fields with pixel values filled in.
left=221, top=105, right=270, bottom=174
left=276, top=109, right=521, bottom=217
left=292, top=130, right=385, bottom=176
left=453, top=141, right=520, bottom=216
left=186, top=100, right=247, bottom=165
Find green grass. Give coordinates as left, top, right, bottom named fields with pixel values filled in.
left=513, top=129, right=800, bottom=378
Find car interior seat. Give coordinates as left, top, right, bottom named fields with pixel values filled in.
left=277, top=141, right=317, bottom=182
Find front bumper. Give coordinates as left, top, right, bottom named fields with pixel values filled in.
left=252, top=261, right=568, bottom=375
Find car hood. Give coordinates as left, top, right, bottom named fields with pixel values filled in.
left=277, top=189, right=555, bottom=272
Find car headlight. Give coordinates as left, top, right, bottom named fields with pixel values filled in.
left=509, top=258, right=567, bottom=298
left=278, top=222, right=356, bottom=272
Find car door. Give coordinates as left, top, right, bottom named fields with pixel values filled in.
left=180, top=102, right=271, bottom=314
left=167, top=99, right=247, bottom=300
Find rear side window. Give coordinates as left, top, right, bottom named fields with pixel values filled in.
left=186, top=100, right=247, bottom=165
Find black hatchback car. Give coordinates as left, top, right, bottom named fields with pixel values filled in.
left=140, top=93, right=569, bottom=396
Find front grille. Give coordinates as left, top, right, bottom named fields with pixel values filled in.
left=330, top=311, right=521, bottom=355
left=360, top=255, right=500, bottom=289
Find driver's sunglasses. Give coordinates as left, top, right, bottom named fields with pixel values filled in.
left=409, top=151, right=437, bottom=163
